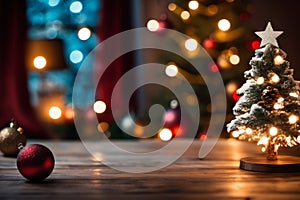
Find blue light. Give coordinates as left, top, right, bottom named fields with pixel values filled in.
left=48, top=0, right=60, bottom=7
left=70, top=1, right=83, bottom=13
left=70, top=50, right=83, bottom=63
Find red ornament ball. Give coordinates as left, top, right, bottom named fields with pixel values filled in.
left=17, top=144, right=55, bottom=181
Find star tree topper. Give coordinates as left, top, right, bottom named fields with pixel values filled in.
left=255, top=22, right=283, bottom=47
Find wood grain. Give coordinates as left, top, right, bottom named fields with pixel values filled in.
left=1, top=139, right=300, bottom=200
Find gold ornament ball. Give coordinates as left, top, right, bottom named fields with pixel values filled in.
left=0, top=123, right=26, bottom=156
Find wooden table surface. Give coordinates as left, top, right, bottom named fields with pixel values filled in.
left=1, top=139, right=300, bottom=200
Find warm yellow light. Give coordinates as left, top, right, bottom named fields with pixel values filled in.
left=159, top=128, right=173, bottom=141
left=269, top=127, right=278, bottom=136
left=218, top=19, right=231, bottom=31
left=274, top=55, right=284, bottom=65
left=289, top=115, right=298, bottom=124
left=229, top=54, right=240, bottom=65
left=297, top=135, right=300, bottom=143
left=258, top=136, right=269, bottom=145
left=78, top=27, right=91, bottom=40
left=277, top=97, right=284, bottom=103
left=256, top=77, right=264, bottom=85
left=185, top=38, right=198, bottom=51
left=207, top=5, right=218, bottom=15
left=289, top=92, right=299, bottom=98
left=245, top=128, right=252, bottom=135
left=261, top=146, right=266, bottom=152
left=168, top=3, right=176, bottom=11
left=188, top=1, right=199, bottom=10
left=64, top=107, right=75, bottom=120
left=271, top=74, right=280, bottom=83
left=181, top=11, right=190, bottom=20
left=226, top=82, right=238, bottom=94
left=49, top=106, right=62, bottom=120
left=147, top=19, right=159, bottom=32
left=232, top=131, right=240, bottom=138
left=93, top=101, right=107, bottom=114
left=97, top=122, right=109, bottom=132
left=165, top=64, right=178, bottom=77
left=33, top=56, right=47, bottom=69
left=273, top=103, right=283, bottom=110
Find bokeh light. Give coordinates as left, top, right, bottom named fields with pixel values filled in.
left=181, top=11, right=190, bottom=20
left=93, top=101, right=107, bottom=114
left=218, top=19, right=231, bottom=31
left=165, top=64, right=178, bottom=77
left=70, top=1, right=83, bottom=13
left=147, top=19, right=159, bottom=32
left=49, top=106, right=62, bottom=120
left=78, top=27, right=91, bottom=40
left=70, top=50, right=83, bottom=63
left=33, top=56, right=47, bottom=69
left=168, top=3, right=177, bottom=11
left=158, top=128, right=173, bottom=141
left=185, top=38, right=198, bottom=51
left=188, top=1, right=199, bottom=10
left=229, top=54, right=240, bottom=65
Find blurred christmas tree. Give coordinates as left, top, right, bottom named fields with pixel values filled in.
left=26, top=0, right=101, bottom=138
left=146, top=0, right=257, bottom=138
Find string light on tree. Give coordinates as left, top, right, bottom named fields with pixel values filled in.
left=271, top=73, right=280, bottom=83
left=274, top=55, right=284, bottom=65
left=256, top=77, right=265, bottom=85
left=289, top=115, right=298, bottom=124
left=269, top=127, right=278, bottom=136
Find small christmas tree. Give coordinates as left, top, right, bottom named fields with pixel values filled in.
left=227, top=22, right=300, bottom=161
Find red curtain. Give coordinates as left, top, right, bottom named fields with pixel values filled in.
left=95, top=0, right=136, bottom=124
left=0, top=0, right=45, bottom=138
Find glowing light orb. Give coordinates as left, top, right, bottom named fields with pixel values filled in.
left=33, top=56, right=47, bottom=69
left=188, top=1, right=199, bottom=10
left=256, top=77, right=264, bottom=85
left=165, top=64, right=178, bottom=77
left=181, top=11, right=190, bottom=20
left=70, top=1, right=83, bottom=13
left=146, top=19, right=159, bottom=32
left=289, top=115, right=298, bottom=124
left=218, top=19, right=231, bottom=31
left=78, top=27, right=91, bottom=40
left=229, top=54, right=240, bottom=65
left=271, top=74, right=280, bottom=83
left=274, top=55, right=284, bottom=65
left=49, top=106, right=62, bottom=120
left=159, top=128, right=173, bottom=141
left=70, top=50, right=83, bottom=63
left=269, top=127, right=278, bottom=136
left=93, top=101, right=106, bottom=114
left=185, top=38, right=198, bottom=51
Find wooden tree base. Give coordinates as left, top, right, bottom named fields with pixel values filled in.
left=240, top=155, right=300, bottom=172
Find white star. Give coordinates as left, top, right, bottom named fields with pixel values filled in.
left=255, top=22, right=283, bottom=47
